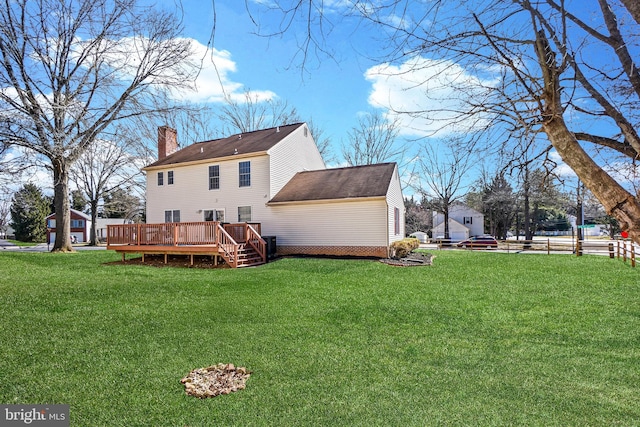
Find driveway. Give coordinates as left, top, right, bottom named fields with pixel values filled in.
left=0, top=240, right=106, bottom=252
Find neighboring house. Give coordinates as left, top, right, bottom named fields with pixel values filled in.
left=96, top=218, right=133, bottom=242
left=409, top=231, right=428, bottom=243
left=431, top=203, right=484, bottom=241
left=46, top=209, right=91, bottom=243
left=143, top=123, right=405, bottom=258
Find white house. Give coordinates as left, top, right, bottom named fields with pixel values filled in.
left=431, top=203, right=484, bottom=241
left=143, top=123, right=405, bottom=258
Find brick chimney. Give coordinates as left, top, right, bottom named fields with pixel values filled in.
left=158, top=126, right=178, bottom=160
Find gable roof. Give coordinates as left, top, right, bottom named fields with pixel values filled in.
left=268, top=163, right=397, bottom=204
left=145, top=123, right=305, bottom=169
left=46, top=208, right=91, bottom=221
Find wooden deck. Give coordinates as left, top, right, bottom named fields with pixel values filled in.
left=106, top=222, right=266, bottom=268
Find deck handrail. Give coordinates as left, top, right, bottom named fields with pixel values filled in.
left=245, top=223, right=267, bottom=264
left=215, top=223, right=239, bottom=268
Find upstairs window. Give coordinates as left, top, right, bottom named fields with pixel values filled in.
left=157, top=172, right=164, bottom=186
left=71, top=219, right=85, bottom=228
left=209, top=165, right=220, bottom=190
left=239, top=161, right=251, bottom=187
left=463, top=216, right=473, bottom=225
left=168, top=170, right=174, bottom=185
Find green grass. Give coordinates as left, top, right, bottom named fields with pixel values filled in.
left=0, top=250, right=638, bottom=426
left=5, top=240, right=40, bottom=246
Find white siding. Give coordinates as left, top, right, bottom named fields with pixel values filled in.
left=265, top=199, right=388, bottom=246
left=146, top=155, right=271, bottom=224
left=267, top=124, right=325, bottom=197
left=432, top=204, right=484, bottom=237
left=385, top=164, right=405, bottom=244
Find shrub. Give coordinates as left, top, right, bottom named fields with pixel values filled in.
left=390, top=238, right=420, bottom=259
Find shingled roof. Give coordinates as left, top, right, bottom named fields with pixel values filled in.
left=145, top=123, right=305, bottom=169
left=268, top=163, right=397, bottom=204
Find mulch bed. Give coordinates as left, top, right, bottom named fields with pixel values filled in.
left=380, top=252, right=434, bottom=267
left=106, top=254, right=231, bottom=269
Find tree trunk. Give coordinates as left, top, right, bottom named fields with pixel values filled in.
left=443, top=204, right=450, bottom=241
left=543, top=117, right=640, bottom=245
left=523, top=168, right=533, bottom=241
left=89, top=199, right=99, bottom=246
left=52, top=158, right=74, bottom=252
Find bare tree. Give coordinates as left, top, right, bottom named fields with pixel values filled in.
left=244, top=0, right=640, bottom=244
left=70, top=134, right=142, bottom=245
left=218, top=91, right=300, bottom=134
left=307, top=118, right=335, bottom=165
left=0, top=0, right=197, bottom=251
left=416, top=141, right=473, bottom=241
left=342, top=111, right=403, bottom=166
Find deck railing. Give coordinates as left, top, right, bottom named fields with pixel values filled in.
left=106, top=221, right=267, bottom=267
left=215, top=224, right=240, bottom=268
left=107, top=222, right=262, bottom=247
left=245, top=223, right=266, bottom=262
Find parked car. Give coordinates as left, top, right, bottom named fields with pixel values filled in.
left=456, top=235, right=498, bottom=248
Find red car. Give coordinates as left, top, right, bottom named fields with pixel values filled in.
left=456, top=235, right=498, bottom=249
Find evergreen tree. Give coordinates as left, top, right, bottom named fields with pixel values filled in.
left=10, top=184, right=51, bottom=242
left=71, top=190, right=88, bottom=213
left=482, top=174, right=515, bottom=240
left=103, top=188, right=142, bottom=220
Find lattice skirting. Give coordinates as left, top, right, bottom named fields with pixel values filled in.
left=277, top=245, right=389, bottom=258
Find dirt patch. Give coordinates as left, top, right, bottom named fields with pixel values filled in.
left=106, top=254, right=231, bottom=269
left=181, top=364, right=251, bottom=398
left=380, top=252, right=434, bottom=267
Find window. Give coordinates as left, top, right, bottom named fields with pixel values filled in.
left=209, top=165, right=220, bottom=190
left=70, top=219, right=85, bottom=228
left=238, top=206, right=252, bottom=222
left=204, top=209, right=225, bottom=222
left=164, top=210, right=180, bottom=222
left=239, top=161, right=251, bottom=187
left=168, top=170, right=174, bottom=185
left=394, top=207, right=400, bottom=235
left=463, top=216, right=473, bottom=225
left=47, top=219, right=56, bottom=228
left=157, top=172, right=164, bottom=186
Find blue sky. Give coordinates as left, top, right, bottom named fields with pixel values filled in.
left=169, top=0, right=379, bottom=150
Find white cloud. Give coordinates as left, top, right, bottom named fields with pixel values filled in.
left=549, top=150, right=577, bottom=178
left=171, top=39, right=277, bottom=104
left=365, top=56, right=498, bottom=137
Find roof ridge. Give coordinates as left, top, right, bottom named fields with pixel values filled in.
left=196, top=122, right=305, bottom=145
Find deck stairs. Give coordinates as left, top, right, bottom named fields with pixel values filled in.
left=228, top=243, right=265, bottom=268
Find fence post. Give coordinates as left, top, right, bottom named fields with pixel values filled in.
left=632, top=243, right=636, bottom=268
left=547, top=239, right=550, bottom=255
left=608, top=242, right=614, bottom=259
left=623, top=241, right=628, bottom=263
left=576, top=240, right=582, bottom=256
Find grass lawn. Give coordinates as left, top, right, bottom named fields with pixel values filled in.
left=0, top=250, right=638, bottom=426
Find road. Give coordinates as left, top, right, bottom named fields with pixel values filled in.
left=0, top=240, right=106, bottom=252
